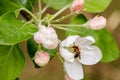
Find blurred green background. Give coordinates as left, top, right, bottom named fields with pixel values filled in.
left=19, top=0, right=120, bottom=80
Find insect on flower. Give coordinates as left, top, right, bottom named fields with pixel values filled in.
left=64, top=43, right=81, bottom=59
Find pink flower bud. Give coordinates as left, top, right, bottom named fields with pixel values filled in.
left=38, top=25, right=59, bottom=49
left=34, top=32, right=41, bottom=44
left=72, top=0, right=84, bottom=13
left=34, top=52, right=50, bottom=67
left=89, top=16, right=107, bottom=30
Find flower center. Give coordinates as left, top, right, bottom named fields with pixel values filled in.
left=64, top=43, right=81, bottom=59
left=71, top=45, right=81, bottom=59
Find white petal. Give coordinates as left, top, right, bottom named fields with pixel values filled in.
left=59, top=45, right=74, bottom=62
left=75, top=36, right=95, bottom=48
left=79, top=46, right=102, bottom=65
left=61, top=35, right=79, bottom=47
left=64, top=61, right=84, bottom=80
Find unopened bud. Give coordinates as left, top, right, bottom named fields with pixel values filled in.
left=34, top=52, right=50, bottom=67
left=72, top=0, right=84, bottom=13
left=89, top=16, right=107, bottom=30
left=38, top=25, right=59, bottom=49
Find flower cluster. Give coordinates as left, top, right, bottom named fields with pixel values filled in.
left=32, top=0, right=107, bottom=79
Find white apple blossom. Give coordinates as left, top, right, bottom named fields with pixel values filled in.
left=34, top=25, right=59, bottom=49
left=59, top=35, right=102, bottom=80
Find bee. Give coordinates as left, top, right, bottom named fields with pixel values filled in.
left=64, top=43, right=81, bottom=59
left=71, top=45, right=81, bottom=59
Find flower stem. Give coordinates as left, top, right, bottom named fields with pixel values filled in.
left=38, top=44, right=41, bottom=51
left=53, top=25, right=87, bottom=35
left=53, top=26, right=79, bottom=33
left=22, top=8, right=39, bottom=23
left=56, top=52, right=64, bottom=64
left=51, top=13, right=73, bottom=23
left=49, top=4, right=70, bottom=22
left=38, top=0, right=42, bottom=19
left=52, top=24, right=84, bottom=27
left=41, top=5, right=48, bottom=14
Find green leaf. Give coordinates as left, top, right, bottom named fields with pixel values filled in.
left=0, top=12, right=37, bottom=45
left=66, top=15, right=120, bottom=62
left=0, top=45, right=25, bottom=80
left=22, top=0, right=36, bottom=11
left=94, top=29, right=120, bottom=62
left=42, top=0, right=73, bottom=10
left=27, top=38, right=38, bottom=59
left=85, top=0, right=112, bottom=13
left=70, top=14, right=88, bottom=24
left=0, top=0, right=36, bottom=16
